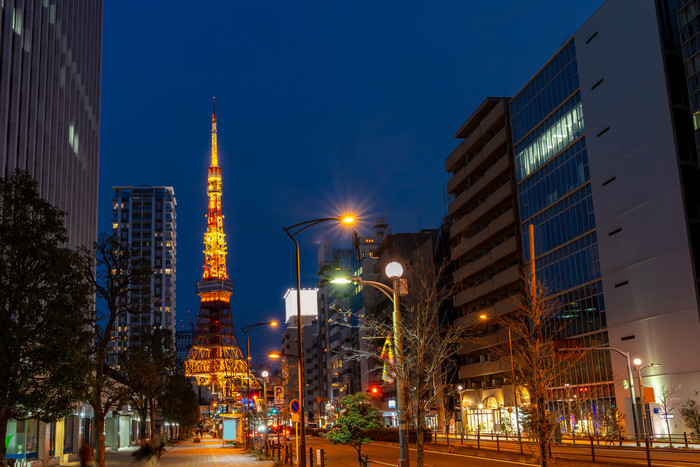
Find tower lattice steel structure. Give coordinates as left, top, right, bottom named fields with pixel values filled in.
left=185, top=100, right=259, bottom=400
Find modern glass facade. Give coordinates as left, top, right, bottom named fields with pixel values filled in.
left=511, top=39, right=614, bottom=433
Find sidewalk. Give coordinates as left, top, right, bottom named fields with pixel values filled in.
left=62, top=438, right=275, bottom=466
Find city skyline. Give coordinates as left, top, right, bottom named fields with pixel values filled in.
left=99, top=1, right=605, bottom=360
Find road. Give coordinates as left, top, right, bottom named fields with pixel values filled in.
left=304, top=434, right=700, bottom=467
left=305, top=436, right=538, bottom=467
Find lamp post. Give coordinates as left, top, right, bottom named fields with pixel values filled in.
left=479, top=313, right=522, bottom=453
left=283, top=215, right=354, bottom=467
left=633, top=359, right=658, bottom=440
left=241, top=321, right=278, bottom=444
left=330, top=261, right=410, bottom=467
left=558, top=345, right=640, bottom=442
left=261, top=370, right=269, bottom=446
left=269, top=351, right=301, bottom=466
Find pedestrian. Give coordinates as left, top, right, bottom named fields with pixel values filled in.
left=79, top=441, right=93, bottom=467
left=152, top=431, right=165, bottom=457
left=133, top=439, right=157, bottom=466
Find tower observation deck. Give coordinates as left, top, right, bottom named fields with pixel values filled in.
left=184, top=100, right=259, bottom=401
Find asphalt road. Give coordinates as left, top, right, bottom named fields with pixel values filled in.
left=303, top=435, right=700, bottom=467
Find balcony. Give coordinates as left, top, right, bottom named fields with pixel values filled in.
left=459, top=359, right=509, bottom=379
left=453, top=236, right=518, bottom=284
left=449, top=182, right=512, bottom=235
left=452, top=208, right=516, bottom=262
left=445, top=102, right=507, bottom=172
left=453, top=264, right=520, bottom=308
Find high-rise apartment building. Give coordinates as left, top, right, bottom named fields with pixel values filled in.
left=0, top=0, right=103, bottom=249
left=444, top=97, right=524, bottom=431
left=112, top=186, right=177, bottom=350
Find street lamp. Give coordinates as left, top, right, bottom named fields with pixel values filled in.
left=479, top=313, right=522, bottom=452
left=633, top=358, right=659, bottom=440
left=254, top=371, right=269, bottom=446
left=283, top=215, right=355, bottom=467
left=269, top=351, right=301, bottom=465
left=241, top=321, right=278, bottom=443
left=330, top=261, right=410, bottom=467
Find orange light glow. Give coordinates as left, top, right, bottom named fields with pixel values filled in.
left=479, top=314, right=488, bottom=321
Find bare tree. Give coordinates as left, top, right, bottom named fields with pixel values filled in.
left=492, top=272, right=596, bottom=467
left=346, top=244, right=463, bottom=467
left=81, top=233, right=152, bottom=467
left=655, top=384, right=681, bottom=446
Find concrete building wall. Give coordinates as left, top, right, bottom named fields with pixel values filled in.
left=575, top=0, right=700, bottom=434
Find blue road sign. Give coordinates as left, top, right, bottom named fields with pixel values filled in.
left=290, top=399, right=300, bottom=413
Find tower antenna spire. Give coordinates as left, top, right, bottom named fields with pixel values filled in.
left=185, top=103, right=257, bottom=402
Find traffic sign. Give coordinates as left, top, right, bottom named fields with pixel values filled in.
left=274, top=386, right=284, bottom=406
left=290, top=399, right=300, bottom=413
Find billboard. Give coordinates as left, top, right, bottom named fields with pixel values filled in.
left=284, top=288, right=318, bottom=322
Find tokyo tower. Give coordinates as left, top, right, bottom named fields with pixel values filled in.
left=184, top=100, right=259, bottom=401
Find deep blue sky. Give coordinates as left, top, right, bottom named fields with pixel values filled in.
left=99, top=1, right=603, bottom=361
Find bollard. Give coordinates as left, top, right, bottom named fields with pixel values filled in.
left=685, top=432, right=689, bottom=449
left=645, top=437, right=652, bottom=467
left=309, top=447, right=314, bottom=467
left=572, top=432, right=576, bottom=444
left=589, top=436, right=595, bottom=463
left=477, top=430, right=481, bottom=450
left=496, top=433, right=500, bottom=452
left=518, top=430, right=523, bottom=455
left=319, top=448, right=325, bottom=467
left=460, top=429, right=464, bottom=445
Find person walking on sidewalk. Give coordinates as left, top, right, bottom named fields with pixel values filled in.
left=79, top=441, right=93, bottom=467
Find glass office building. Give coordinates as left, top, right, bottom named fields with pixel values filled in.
left=511, top=40, right=614, bottom=432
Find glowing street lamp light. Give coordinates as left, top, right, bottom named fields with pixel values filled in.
left=330, top=261, right=410, bottom=467
left=241, top=321, right=278, bottom=443
left=633, top=358, right=659, bottom=440
left=268, top=351, right=302, bottom=466
left=281, top=215, right=355, bottom=467
left=479, top=313, right=521, bottom=451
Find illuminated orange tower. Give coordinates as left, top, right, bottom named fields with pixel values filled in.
left=185, top=100, right=258, bottom=400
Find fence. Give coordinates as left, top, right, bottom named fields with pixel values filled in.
left=427, top=429, right=700, bottom=466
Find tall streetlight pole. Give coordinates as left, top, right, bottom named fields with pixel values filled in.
left=479, top=313, right=522, bottom=453
left=241, top=321, right=278, bottom=444
left=261, top=370, right=269, bottom=447
left=282, top=215, right=355, bottom=467
left=633, top=359, right=658, bottom=440
left=331, top=261, right=410, bottom=467
left=269, top=351, right=301, bottom=466
left=558, top=345, right=640, bottom=442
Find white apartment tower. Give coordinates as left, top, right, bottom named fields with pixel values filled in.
left=112, top=186, right=177, bottom=350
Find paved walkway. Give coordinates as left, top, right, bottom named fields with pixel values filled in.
left=62, top=438, right=275, bottom=466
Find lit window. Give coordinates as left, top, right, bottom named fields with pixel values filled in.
left=694, top=111, right=700, bottom=130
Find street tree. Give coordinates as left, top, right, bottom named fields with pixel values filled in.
left=0, top=170, right=94, bottom=460
left=680, top=399, right=700, bottom=435
left=159, top=371, right=200, bottom=438
left=492, top=272, right=596, bottom=467
left=81, top=233, right=152, bottom=467
left=120, top=327, right=177, bottom=438
left=346, top=240, right=463, bottom=467
left=322, top=393, right=382, bottom=466
left=655, top=384, right=681, bottom=446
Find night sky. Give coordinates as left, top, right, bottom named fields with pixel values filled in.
left=99, top=1, right=604, bottom=361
